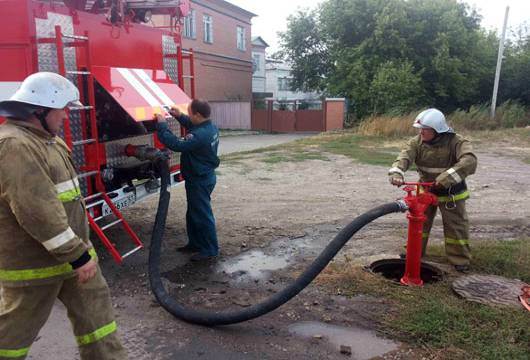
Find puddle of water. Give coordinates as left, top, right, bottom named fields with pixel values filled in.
left=217, top=226, right=344, bottom=283
left=288, top=321, right=398, bottom=359
left=218, top=250, right=290, bottom=281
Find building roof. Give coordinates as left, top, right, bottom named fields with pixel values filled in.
left=265, top=59, right=292, bottom=71
left=251, top=36, right=269, bottom=48
left=194, top=0, right=257, bottom=18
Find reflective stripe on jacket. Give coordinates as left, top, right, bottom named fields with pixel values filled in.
left=392, top=133, right=477, bottom=195
left=0, top=120, right=93, bottom=287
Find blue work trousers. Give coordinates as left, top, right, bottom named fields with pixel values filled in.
left=184, top=174, right=219, bottom=256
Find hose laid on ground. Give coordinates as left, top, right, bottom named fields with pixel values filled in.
left=149, top=159, right=407, bottom=326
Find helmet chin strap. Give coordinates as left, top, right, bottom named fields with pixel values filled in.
left=34, top=108, right=53, bottom=135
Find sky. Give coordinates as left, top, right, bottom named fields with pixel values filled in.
left=227, top=0, right=530, bottom=53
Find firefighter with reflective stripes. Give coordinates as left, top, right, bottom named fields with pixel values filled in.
left=0, top=72, right=127, bottom=359
left=388, top=108, right=478, bottom=272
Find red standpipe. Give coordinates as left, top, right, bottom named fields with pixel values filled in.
left=400, top=182, right=438, bottom=286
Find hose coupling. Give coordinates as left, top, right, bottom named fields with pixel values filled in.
left=396, top=199, right=409, bottom=212
left=125, top=144, right=169, bottom=162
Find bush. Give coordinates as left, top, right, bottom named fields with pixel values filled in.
left=450, top=101, right=530, bottom=130
left=357, top=112, right=417, bottom=137
left=497, top=100, right=529, bottom=128
left=368, top=61, right=426, bottom=115
left=358, top=102, right=529, bottom=137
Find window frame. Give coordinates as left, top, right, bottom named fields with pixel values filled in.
left=183, top=9, right=196, bottom=39
left=252, top=54, right=261, bottom=73
left=236, top=25, right=246, bottom=51
left=278, top=77, right=293, bottom=91
left=203, top=14, right=213, bottom=44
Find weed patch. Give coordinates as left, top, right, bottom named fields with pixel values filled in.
left=259, top=150, right=328, bottom=164
left=317, top=240, right=530, bottom=359
left=427, top=239, right=530, bottom=282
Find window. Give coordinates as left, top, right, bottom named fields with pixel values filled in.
left=278, top=77, right=292, bottom=91
left=203, top=14, right=213, bottom=43
left=183, top=9, right=196, bottom=39
left=252, top=54, right=260, bottom=73
left=237, top=26, right=246, bottom=51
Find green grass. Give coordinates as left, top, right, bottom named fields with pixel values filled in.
left=316, top=135, right=399, bottom=166
left=221, top=133, right=399, bottom=166
left=221, top=128, right=529, bottom=169
left=261, top=150, right=328, bottom=164
left=219, top=144, right=284, bottom=164
left=394, top=284, right=529, bottom=359
left=426, top=239, right=530, bottom=282
left=319, top=239, right=530, bottom=359
left=465, top=128, right=530, bottom=146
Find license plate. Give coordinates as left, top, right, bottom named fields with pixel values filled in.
left=102, top=193, right=136, bottom=216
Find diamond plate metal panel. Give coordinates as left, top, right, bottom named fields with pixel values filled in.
left=169, top=154, right=179, bottom=168
left=168, top=117, right=180, bottom=133
left=167, top=117, right=181, bottom=168
left=78, top=176, right=89, bottom=197
left=104, top=134, right=180, bottom=169
left=36, top=12, right=88, bottom=187
left=36, top=13, right=77, bottom=73
left=105, top=135, right=154, bottom=168
left=162, top=35, right=179, bottom=84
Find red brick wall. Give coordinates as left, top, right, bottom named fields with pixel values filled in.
left=325, top=101, right=345, bottom=131
left=184, top=0, right=253, bottom=60
left=153, top=0, right=253, bottom=101
left=190, top=52, right=252, bottom=101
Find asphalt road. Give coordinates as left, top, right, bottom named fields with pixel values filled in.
left=218, top=133, right=314, bottom=155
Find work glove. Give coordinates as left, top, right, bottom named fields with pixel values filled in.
left=388, top=173, right=404, bottom=186
left=435, top=171, right=454, bottom=188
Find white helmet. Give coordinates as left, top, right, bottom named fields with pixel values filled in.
left=0, top=72, right=82, bottom=116
left=413, top=108, right=453, bottom=133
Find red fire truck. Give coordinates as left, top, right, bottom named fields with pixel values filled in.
left=0, top=0, right=195, bottom=263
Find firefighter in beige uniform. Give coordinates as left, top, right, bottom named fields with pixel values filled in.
left=388, top=108, right=477, bottom=271
left=0, top=72, right=127, bottom=359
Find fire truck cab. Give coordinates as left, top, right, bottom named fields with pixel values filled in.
left=0, top=0, right=195, bottom=262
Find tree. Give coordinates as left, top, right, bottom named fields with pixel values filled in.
left=278, top=10, right=331, bottom=92
left=279, top=0, right=500, bottom=118
left=500, top=22, right=530, bottom=106
left=369, top=61, right=425, bottom=114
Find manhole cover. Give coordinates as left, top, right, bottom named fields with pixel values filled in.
left=452, top=274, right=528, bottom=308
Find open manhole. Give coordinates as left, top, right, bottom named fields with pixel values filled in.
left=368, top=258, right=443, bottom=284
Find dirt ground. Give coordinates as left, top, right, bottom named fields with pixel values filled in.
left=29, top=133, right=530, bottom=359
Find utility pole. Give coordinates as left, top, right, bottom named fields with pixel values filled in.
left=490, top=6, right=510, bottom=119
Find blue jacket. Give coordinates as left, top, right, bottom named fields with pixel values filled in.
left=157, top=115, right=220, bottom=179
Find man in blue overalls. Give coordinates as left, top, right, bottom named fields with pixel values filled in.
left=155, top=99, right=220, bottom=261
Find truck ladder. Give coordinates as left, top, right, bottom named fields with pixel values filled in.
left=178, top=47, right=196, bottom=99
left=170, top=46, right=195, bottom=138
left=38, top=26, right=143, bottom=264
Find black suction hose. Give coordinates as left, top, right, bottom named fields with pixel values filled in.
left=149, top=159, right=407, bottom=326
